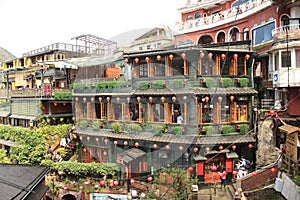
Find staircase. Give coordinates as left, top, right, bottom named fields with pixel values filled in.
left=64, top=138, right=77, bottom=160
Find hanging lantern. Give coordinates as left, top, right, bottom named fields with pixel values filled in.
left=123, top=141, right=128, bottom=146
left=83, top=148, right=87, bottom=152
left=193, top=147, right=199, bottom=153
left=147, top=176, right=153, bottom=182
left=156, top=55, right=162, bottom=61
left=245, top=54, right=250, bottom=60
left=181, top=52, right=186, bottom=59
left=208, top=52, right=213, bottom=59
left=98, top=97, right=102, bottom=102
left=269, top=110, right=275, bottom=115
left=153, top=144, right=158, bottom=149
left=221, top=54, right=226, bottom=60
left=219, top=145, right=224, bottom=151
left=232, top=145, right=237, bottom=151
left=130, top=179, right=135, bottom=184
left=161, top=96, right=165, bottom=103
left=271, top=167, right=276, bottom=173
left=233, top=54, right=238, bottom=59
left=230, top=95, right=234, bottom=102
left=248, top=143, right=253, bottom=149
left=127, top=97, right=130, bottom=103
left=100, top=180, right=106, bottom=186
left=179, top=146, right=184, bottom=151
left=200, top=52, right=205, bottom=58
left=145, top=57, right=150, bottom=63
left=58, top=170, right=64, bottom=176
left=113, top=180, right=119, bottom=186
left=95, top=138, right=99, bottom=143
left=218, top=96, right=222, bottom=102
left=165, top=145, right=171, bottom=150
left=106, top=97, right=110, bottom=101
left=83, top=97, right=86, bottom=102
left=252, top=171, right=257, bottom=176
left=137, top=96, right=141, bottom=102
left=63, top=186, right=68, bottom=190
left=187, top=166, right=193, bottom=174
left=116, top=97, right=120, bottom=102
left=205, top=147, right=210, bottom=152
left=109, top=182, right=114, bottom=187
left=94, top=184, right=99, bottom=189
left=172, top=96, right=177, bottom=102
left=87, top=136, right=90, bottom=141
left=169, top=54, right=174, bottom=60
left=53, top=102, right=58, bottom=106
left=205, top=96, right=210, bottom=103
left=113, top=140, right=118, bottom=145
left=103, top=151, right=107, bottom=156
left=75, top=97, right=79, bottom=102
left=125, top=58, right=129, bottom=63
left=148, top=96, right=153, bottom=103
left=104, top=138, right=109, bottom=144
left=134, top=58, right=139, bottom=63
left=211, top=165, right=217, bottom=171
left=134, top=142, right=139, bottom=148
left=90, top=97, right=95, bottom=102
left=79, top=136, right=83, bottom=141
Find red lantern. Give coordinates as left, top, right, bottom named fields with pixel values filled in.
left=157, top=55, right=162, bottom=61
left=269, top=110, right=275, bottom=115
left=148, top=96, right=153, bottom=102
left=114, top=140, right=118, bottom=145
left=116, top=97, right=120, bottom=102
left=233, top=54, right=238, bottom=59
left=200, top=52, right=205, bottom=58
left=205, top=96, right=209, bottom=103
left=124, top=141, right=128, bottom=146
left=218, top=96, right=222, bottom=102
left=252, top=171, right=257, bottom=176
left=137, top=96, right=141, bottom=102
left=232, top=145, right=237, bottom=151
left=208, top=52, right=213, bottom=59
left=53, top=102, right=58, bottom=106
left=169, top=54, right=174, bottom=60
left=98, top=97, right=102, bottom=102
left=181, top=52, right=186, bottom=59
left=219, top=145, right=224, bottom=151
left=179, top=146, right=184, bottom=151
left=172, top=96, right=177, bottom=102
left=271, top=168, right=276, bottom=173
left=114, top=180, right=119, bottom=186
left=153, top=144, right=158, bottom=149
left=134, top=58, right=139, bottom=63
left=109, top=182, right=114, bottom=187
left=205, top=147, right=210, bottom=152
left=188, top=166, right=193, bottom=173
left=83, top=97, right=86, bottom=102
left=127, top=97, right=131, bottom=103
left=221, top=54, right=226, bottom=60
left=79, top=136, right=83, bottom=141
left=95, top=138, right=99, bottom=143
left=193, top=147, right=199, bottom=153
left=106, top=96, right=110, bottom=101
left=94, top=184, right=99, bottom=189
left=248, top=144, right=253, bottom=149
left=147, top=176, right=153, bottom=182
left=100, top=180, right=106, bottom=186
left=130, top=179, right=135, bottom=184
left=145, top=57, right=150, bottom=63
left=211, top=165, right=217, bottom=171
left=232, top=170, right=238, bottom=176
left=63, top=186, right=68, bottom=190
left=135, top=142, right=139, bottom=148
left=103, top=151, right=107, bottom=156
left=230, top=95, right=234, bottom=102
left=125, top=58, right=129, bottom=63
left=104, top=138, right=109, bottom=144
left=161, top=96, right=165, bottom=103
left=245, top=54, right=250, bottom=60
left=165, top=145, right=171, bottom=150
left=84, top=181, right=90, bottom=186
left=87, top=136, right=90, bottom=141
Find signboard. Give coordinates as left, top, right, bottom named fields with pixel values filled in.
left=286, top=132, right=298, bottom=161
left=273, top=72, right=279, bottom=84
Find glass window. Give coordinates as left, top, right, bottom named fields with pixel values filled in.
left=186, top=14, right=193, bottom=21
left=281, top=51, right=291, bottom=68
left=139, top=63, right=148, bottom=77
left=195, top=12, right=201, bottom=19
left=252, top=21, right=275, bottom=45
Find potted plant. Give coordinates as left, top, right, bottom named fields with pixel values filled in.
left=111, top=122, right=122, bottom=133
left=205, top=126, right=213, bottom=136
left=239, top=124, right=249, bottom=134
left=205, top=77, right=217, bottom=88
left=222, top=125, right=233, bottom=135
left=173, top=126, right=183, bottom=136
left=92, top=120, right=101, bottom=130
left=126, top=124, right=142, bottom=134
left=79, top=120, right=88, bottom=129
left=221, top=78, right=232, bottom=88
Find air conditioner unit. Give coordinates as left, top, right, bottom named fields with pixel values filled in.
left=274, top=178, right=284, bottom=192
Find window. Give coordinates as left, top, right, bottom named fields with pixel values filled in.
left=243, top=28, right=249, bottom=41
left=252, top=21, right=275, bottom=45
left=296, top=50, right=300, bottom=68
left=139, top=63, right=148, bottom=77
left=217, top=32, right=226, bottom=43
left=281, top=51, right=291, bottom=68
left=154, top=62, right=165, bottom=77
left=195, top=12, right=201, bottom=19
left=229, top=27, right=239, bottom=42
left=186, top=14, right=193, bottom=21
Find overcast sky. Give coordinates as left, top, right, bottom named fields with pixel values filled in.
left=0, top=0, right=185, bottom=58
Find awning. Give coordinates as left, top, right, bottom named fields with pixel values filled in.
left=117, top=148, right=146, bottom=164
left=9, top=115, right=36, bottom=120
left=0, top=139, right=18, bottom=147
left=0, top=111, right=10, bottom=117
left=279, top=124, right=300, bottom=134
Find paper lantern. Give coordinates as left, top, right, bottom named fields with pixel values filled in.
left=109, top=182, right=114, bottom=187
left=125, top=58, right=129, bottom=63
left=205, top=147, right=210, bottom=152
left=172, top=96, right=177, bottom=102
left=134, top=58, right=139, bottom=63
left=113, top=140, right=118, bottom=145
left=208, top=52, right=213, bottom=59
left=193, top=147, right=199, bottom=153
left=205, top=96, right=210, bottom=103
left=83, top=97, right=86, bottom=102
left=252, top=171, right=257, bottom=176
left=211, top=165, right=217, bottom=171
left=124, top=141, right=128, bottom=146
left=218, top=96, right=222, bottom=102
left=269, top=110, right=275, bottom=115
left=90, top=97, right=95, bottom=102
left=169, top=54, right=174, bottom=60
left=221, top=54, right=226, bottom=60
left=200, top=52, right=205, bottom=58
left=230, top=95, right=234, bottom=101
left=188, top=166, right=193, bottom=173
left=127, top=97, right=131, bottom=103
left=103, top=151, right=107, bottom=156
left=95, top=138, right=99, bottom=143
left=156, top=55, right=162, bottom=61
left=135, top=142, right=139, bottom=148
left=106, top=96, right=110, bottom=101
left=181, top=52, right=186, bottom=59
left=147, top=176, right=153, bottom=182
left=165, top=145, right=171, bottom=150
left=248, top=144, right=253, bottom=149
left=271, top=168, right=276, bottom=173
left=161, top=96, right=165, bottom=103
left=100, top=180, right=106, bottom=186
left=137, top=96, right=141, bottom=102
left=130, top=179, right=135, bottom=184
left=179, top=146, right=184, bottom=151
left=87, top=136, right=90, bottom=141
left=233, top=54, right=238, bottom=59
left=116, top=97, right=120, bottom=102
left=104, top=138, right=109, bottom=144
left=98, top=97, right=102, bottom=102
left=94, top=184, right=99, bottom=189
left=219, top=145, right=224, bottom=151
left=113, top=180, right=119, bottom=186
left=245, top=54, right=250, bottom=60
left=153, top=144, right=158, bottom=149
left=148, top=96, right=153, bottom=102
left=145, top=57, right=150, bottom=63
left=63, top=186, right=68, bottom=190
left=232, top=145, right=237, bottom=151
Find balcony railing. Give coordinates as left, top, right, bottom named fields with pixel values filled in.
left=9, top=88, right=72, bottom=98
left=174, top=0, right=272, bottom=34
left=272, top=24, right=300, bottom=41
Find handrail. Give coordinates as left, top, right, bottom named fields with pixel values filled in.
left=272, top=24, right=300, bottom=36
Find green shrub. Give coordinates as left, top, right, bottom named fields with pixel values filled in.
left=115, top=80, right=126, bottom=88
left=221, top=78, right=231, bottom=88
left=126, top=124, right=142, bottom=134
left=173, top=126, right=183, bottom=135
left=151, top=124, right=165, bottom=135
left=222, top=125, right=233, bottom=135
left=54, top=92, right=72, bottom=100
left=139, top=81, right=149, bottom=90
left=153, top=80, right=165, bottom=89
left=205, top=126, right=213, bottom=136
left=96, top=82, right=107, bottom=89
left=240, top=124, right=249, bottom=134
left=173, top=79, right=184, bottom=89
left=92, top=120, right=101, bottom=130
left=239, top=78, right=248, bottom=87
left=107, top=81, right=118, bottom=88
left=79, top=120, right=88, bottom=129
left=112, top=122, right=122, bottom=133
left=205, top=77, right=217, bottom=88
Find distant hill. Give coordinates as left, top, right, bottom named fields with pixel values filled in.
left=110, top=28, right=152, bottom=48
left=0, top=47, right=16, bottom=62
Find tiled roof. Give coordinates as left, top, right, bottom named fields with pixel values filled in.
left=195, top=87, right=258, bottom=95
left=77, top=129, right=255, bottom=145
